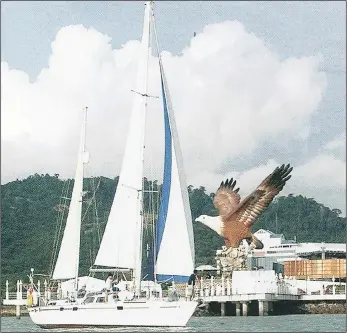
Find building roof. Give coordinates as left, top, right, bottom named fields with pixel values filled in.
left=196, top=264, right=217, bottom=271
left=252, top=229, right=345, bottom=256
left=270, top=233, right=284, bottom=238
left=296, top=243, right=346, bottom=255
left=254, top=229, right=275, bottom=236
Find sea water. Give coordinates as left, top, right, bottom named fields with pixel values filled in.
left=1, top=314, right=346, bottom=332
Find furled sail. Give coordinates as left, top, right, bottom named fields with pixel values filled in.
left=52, top=108, right=88, bottom=281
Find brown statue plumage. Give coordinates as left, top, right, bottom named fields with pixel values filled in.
left=195, top=164, right=293, bottom=249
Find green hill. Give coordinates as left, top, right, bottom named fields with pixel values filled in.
left=1, top=174, right=345, bottom=288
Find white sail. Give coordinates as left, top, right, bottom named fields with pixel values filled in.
left=155, top=57, right=195, bottom=281
left=52, top=108, right=88, bottom=281
left=94, top=1, right=152, bottom=270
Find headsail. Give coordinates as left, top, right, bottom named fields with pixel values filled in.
left=154, top=56, right=195, bottom=282
left=94, top=1, right=152, bottom=278
left=52, top=107, right=88, bottom=281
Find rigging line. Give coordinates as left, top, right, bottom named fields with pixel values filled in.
left=90, top=176, right=102, bottom=264
left=81, top=177, right=101, bottom=222
left=93, top=177, right=102, bottom=245
left=151, top=2, right=162, bottom=67
left=90, top=177, right=96, bottom=263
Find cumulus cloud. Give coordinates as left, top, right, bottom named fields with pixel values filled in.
left=323, top=133, right=345, bottom=154
left=3, top=20, right=343, bottom=213
left=287, top=155, right=346, bottom=215
left=197, top=156, right=346, bottom=215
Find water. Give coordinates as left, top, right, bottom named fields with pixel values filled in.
left=1, top=315, right=346, bottom=332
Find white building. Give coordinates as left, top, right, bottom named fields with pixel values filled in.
left=245, top=229, right=346, bottom=271
left=250, top=229, right=297, bottom=262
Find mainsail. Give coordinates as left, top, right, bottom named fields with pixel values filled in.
left=94, top=0, right=152, bottom=284
left=52, top=107, right=88, bottom=281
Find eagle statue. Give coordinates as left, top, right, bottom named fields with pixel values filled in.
left=195, top=164, right=293, bottom=250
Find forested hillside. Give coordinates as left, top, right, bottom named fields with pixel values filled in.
left=1, top=174, right=345, bottom=287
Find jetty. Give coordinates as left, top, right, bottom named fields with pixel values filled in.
left=3, top=270, right=346, bottom=318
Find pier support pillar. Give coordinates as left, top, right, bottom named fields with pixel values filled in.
left=242, top=302, right=248, bottom=316
left=259, top=301, right=264, bottom=316
left=235, top=302, right=241, bottom=316
left=221, top=302, right=226, bottom=316
left=16, top=305, right=21, bottom=319
left=259, top=301, right=268, bottom=316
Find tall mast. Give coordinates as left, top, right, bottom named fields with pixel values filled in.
left=133, top=0, right=153, bottom=296
left=74, top=106, right=88, bottom=290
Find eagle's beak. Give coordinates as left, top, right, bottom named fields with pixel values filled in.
left=194, top=217, right=200, bottom=222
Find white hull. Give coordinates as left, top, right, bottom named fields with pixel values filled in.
left=28, top=299, right=197, bottom=328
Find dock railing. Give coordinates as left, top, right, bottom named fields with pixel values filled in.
left=2, top=276, right=346, bottom=305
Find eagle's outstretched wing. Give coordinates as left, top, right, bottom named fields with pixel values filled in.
left=213, top=178, right=241, bottom=217
left=229, top=164, right=293, bottom=227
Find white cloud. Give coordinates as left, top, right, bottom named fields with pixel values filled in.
left=323, top=133, right=345, bottom=151
left=195, top=156, right=346, bottom=215
left=287, top=154, right=346, bottom=215
left=3, top=21, right=343, bottom=213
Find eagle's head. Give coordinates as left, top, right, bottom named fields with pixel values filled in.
left=194, top=215, right=222, bottom=235
left=195, top=215, right=209, bottom=223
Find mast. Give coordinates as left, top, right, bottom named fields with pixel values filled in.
left=74, top=106, right=88, bottom=290
left=133, top=0, right=153, bottom=296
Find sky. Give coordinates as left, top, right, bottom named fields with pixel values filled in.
left=1, top=1, right=346, bottom=215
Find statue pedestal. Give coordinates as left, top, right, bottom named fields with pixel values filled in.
left=216, top=245, right=249, bottom=279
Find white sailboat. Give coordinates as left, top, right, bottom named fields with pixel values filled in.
left=28, top=1, right=198, bottom=328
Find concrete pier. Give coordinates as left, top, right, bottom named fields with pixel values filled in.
left=242, top=302, right=248, bottom=316
left=236, top=302, right=241, bottom=316
left=16, top=305, right=21, bottom=319
left=259, top=300, right=268, bottom=316
left=221, top=302, right=226, bottom=316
